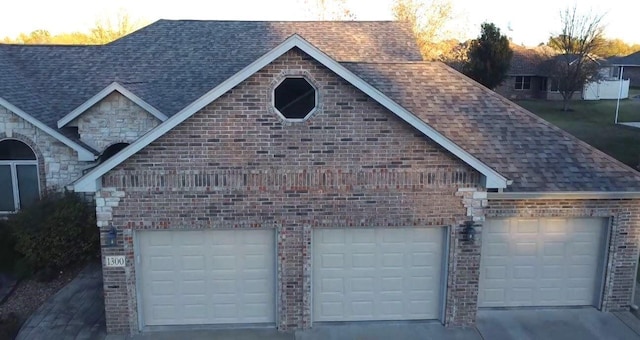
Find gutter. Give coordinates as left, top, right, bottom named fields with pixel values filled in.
left=487, top=191, right=640, bottom=200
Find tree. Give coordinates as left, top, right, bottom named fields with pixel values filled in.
left=302, top=0, right=356, bottom=20
left=1, top=11, right=142, bottom=45
left=392, top=0, right=457, bottom=61
left=462, top=23, right=512, bottom=89
left=14, top=29, right=52, bottom=44
left=593, top=38, right=640, bottom=57
left=547, top=5, right=605, bottom=111
left=89, top=11, right=143, bottom=44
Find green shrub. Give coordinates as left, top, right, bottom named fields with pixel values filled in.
left=7, top=191, right=98, bottom=273
left=0, top=220, right=20, bottom=274
left=0, top=313, right=21, bottom=340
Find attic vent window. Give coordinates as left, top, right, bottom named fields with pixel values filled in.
left=274, top=77, right=317, bottom=120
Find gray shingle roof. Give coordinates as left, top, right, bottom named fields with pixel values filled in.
left=2, top=20, right=640, bottom=193
left=508, top=46, right=551, bottom=75
left=0, top=20, right=420, bottom=130
left=609, top=51, right=640, bottom=66
left=347, top=62, right=640, bottom=192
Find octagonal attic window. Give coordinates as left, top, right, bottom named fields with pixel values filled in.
left=274, top=77, right=317, bottom=120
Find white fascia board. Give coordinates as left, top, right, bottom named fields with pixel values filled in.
left=57, top=82, right=167, bottom=128
left=488, top=191, right=640, bottom=200
left=0, top=97, right=96, bottom=161
left=74, top=34, right=508, bottom=192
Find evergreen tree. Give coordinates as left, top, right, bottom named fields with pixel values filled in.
left=463, top=23, right=513, bottom=89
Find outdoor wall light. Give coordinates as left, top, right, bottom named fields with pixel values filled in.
left=462, top=220, right=478, bottom=242
left=106, top=226, right=118, bottom=247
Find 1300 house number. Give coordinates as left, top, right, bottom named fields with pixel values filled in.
left=105, top=255, right=126, bottom=267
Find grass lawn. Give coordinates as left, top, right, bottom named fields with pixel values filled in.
left=516, top=88, right=640, bottom=169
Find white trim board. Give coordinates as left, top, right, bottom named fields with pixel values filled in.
left=487, top=191, right=640, bottom=200
left=57, top=82, right=167, bottom=128
left=0, top=97, right=96, bottom=161
left=73, top=34, right=509, bottom=192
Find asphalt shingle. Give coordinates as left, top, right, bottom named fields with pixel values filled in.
left=346, top=61, right=640, bottom=192
left=1, top=20, right=639, bottom=193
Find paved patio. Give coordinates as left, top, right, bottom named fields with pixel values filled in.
left=14, top=263, right=640, bottom=339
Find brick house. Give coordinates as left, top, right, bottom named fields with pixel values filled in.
left=2, top=20, right=640, bottom=336
left=610, top=51, right=640, bottom=88
left=496, top=45, right=629, bottom=101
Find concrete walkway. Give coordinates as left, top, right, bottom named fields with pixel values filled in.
left=16, top=262, right=106, bottom=340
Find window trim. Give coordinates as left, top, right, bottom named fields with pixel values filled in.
left=0, top=139, right=40, bottom=213
left=0, top=161, right=40, bottom=213
left=272, top=76, right=319, bottom=122
left=514, top=76, right=532, bottom=90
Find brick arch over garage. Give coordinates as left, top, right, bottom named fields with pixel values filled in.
left=0, top=132, right=47, bottom=194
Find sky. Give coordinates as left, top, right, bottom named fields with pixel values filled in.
left=0, top=0, right=638, bottom=46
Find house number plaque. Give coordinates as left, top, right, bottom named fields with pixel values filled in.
left=105, top=255, right=126, bottom=267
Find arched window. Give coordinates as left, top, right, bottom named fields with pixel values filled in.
left=99, top=143, right=129, bottom=164
left=0, top=140, right=40, bottom=212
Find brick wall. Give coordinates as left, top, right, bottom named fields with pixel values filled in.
left=495, top=76, right=544, bottom=100
left=486, top=198, right=640, bottom=312
left=70, top=92, right=160, bottom=153
left=98, top=48, right=482, bottom=333
left=625, top=67, right=640, bottom=88
left=0, top=107, right=85, bottom=190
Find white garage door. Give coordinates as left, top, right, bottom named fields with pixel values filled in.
left=479, top=218, right=607, bottom=308
left=313, top=227, right=446, bottom=322
left=137, top=229, right=275, bottom=326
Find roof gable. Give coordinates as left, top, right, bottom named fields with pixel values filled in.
left=73, top=34, right=508, bottom=192
left=0, top=97, right=96, bottom=160
left=57, top=82, right=167, bottom=128
left=0, top=20, right=422, bottom=152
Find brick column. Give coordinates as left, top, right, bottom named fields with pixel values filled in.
left=96, top=188, right=136, bottom=334
left=446, top=188, right=487, bottom=326
left=277, top=222, right=305, bottom=330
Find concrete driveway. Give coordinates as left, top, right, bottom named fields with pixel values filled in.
left=16, top=264, right=640, bottom=339
left=476, top=308, right=640, bottom=340
left=295, top=308, right=640, bottom=340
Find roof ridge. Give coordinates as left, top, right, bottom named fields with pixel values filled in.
left=156, top=19, right=398, bottom=23
left=343, top=61, right=433, bottom=65
left=435, top=61, right=640, bottom=180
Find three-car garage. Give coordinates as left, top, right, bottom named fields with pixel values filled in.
left=133, top=218, right=610, bottom=329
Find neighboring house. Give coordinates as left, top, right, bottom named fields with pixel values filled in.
left=496, top=46, right=630, bottom=101
left=1, top=20, right=640, bottom=336
left=610, top=51, right=640, bottom=88
left=495, top=46, right=551, bottom=100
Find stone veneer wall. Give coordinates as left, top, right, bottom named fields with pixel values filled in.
left=71, top=92, right=160, bottom=153
left=96, top=48, right=484, bottom=334
left=485, top=198, right=640, bottom=312
left=0, top=106, right=84, bottom=191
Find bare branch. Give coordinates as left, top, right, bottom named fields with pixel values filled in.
left=548, top=5, right=606, bottom=111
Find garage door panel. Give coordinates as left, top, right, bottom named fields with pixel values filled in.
left=313, top=227, right=445, bottom=322
left=516, top=220, right=539, bottom=234
left=514, top=242, right=537, bottom=256
left=138, top=229, right=275, bottom=326
left=479, top=218, right=606, bottom=308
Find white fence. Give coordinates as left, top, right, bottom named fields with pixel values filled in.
left=583, top=79, right=630, bottom=100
